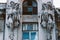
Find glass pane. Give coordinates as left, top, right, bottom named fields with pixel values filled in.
left=23, top=39, right=29, bottom=40
left=23, top=32, right=29, bottom=39
left=33, top=7, right=37, bottom=15
left=27, top=24, right=33, bottom=30
left=28, top=7, right=32, bottom=12
left=23, top=24, right=26, bottom=30
left=28, top=1, right=32, bottom=6
left=23, top=7, right=27, bottom=12
left=31, top=32, right=38, bottom=40
left=33, top=24, right=37, bottom=30
left=32, top=1, right=37, bottom=7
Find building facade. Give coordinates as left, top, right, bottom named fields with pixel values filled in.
left=0, top=0, right=58, bottom=40
left=55, top=8, right=60, bottom=40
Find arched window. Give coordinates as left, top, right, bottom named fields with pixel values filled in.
left=23, top=0, right=37, bottom=15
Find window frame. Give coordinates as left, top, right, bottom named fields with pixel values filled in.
left=23, top=1, right=37, bottom=15
left=22, top=23, right=38, bottom=40
left=22, top=23, right=38, bottom=31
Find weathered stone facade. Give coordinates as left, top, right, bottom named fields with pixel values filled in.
left=0, top=0, right=59, bottom=40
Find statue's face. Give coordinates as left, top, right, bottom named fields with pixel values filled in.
left=10, top=1, right=15, bottom=6
left=10, top=1, right=15, bottom=9
left=47, top=2, right=52, bottom=10
left=47, top=2, right=52, bottom=6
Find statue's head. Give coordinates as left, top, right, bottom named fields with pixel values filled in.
left=10, top=1, right=15, bottom=6
left=10, top=1, right=15, bottom=9
left=42, top=3, right=47, bottom=10
left=47, top=2, right=52, bottom=10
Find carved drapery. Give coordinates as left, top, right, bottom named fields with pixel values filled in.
left=6, top=1, right=20, bottom=29
left=41, top=2, right=55, bottom=40
left=6, top=1, right=20, bottom=40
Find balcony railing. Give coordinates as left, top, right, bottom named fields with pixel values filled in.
left=22, top=15, right=38, bottom=22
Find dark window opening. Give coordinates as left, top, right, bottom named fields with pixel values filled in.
left=23, top=0, right=37, bottom=15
